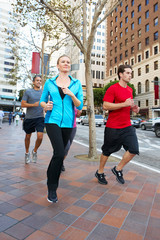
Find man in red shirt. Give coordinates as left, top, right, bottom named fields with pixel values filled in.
left=95, top=65, right=139, bottom=185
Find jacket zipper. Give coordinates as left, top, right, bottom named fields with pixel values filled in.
left=60, top=99, right=64, bottom=127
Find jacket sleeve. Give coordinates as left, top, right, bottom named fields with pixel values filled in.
left=40, top=80, right=49, bottom=104
left=76, top=80, right=83, bottom=110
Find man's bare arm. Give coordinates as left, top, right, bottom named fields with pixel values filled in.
left=103, top=98, right=134, bottom=111
left=21, top=100, right=39, bottom=108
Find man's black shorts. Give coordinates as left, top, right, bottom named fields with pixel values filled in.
left=102, top=126, right=139, bottom=156
left=23, top=117, right=44, bottom=134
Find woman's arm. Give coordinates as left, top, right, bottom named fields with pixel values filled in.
left=62, top=87, right=81, bottom=107
left=40, top=101, right=53, bottom=112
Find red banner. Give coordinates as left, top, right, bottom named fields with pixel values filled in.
left=31, top=52, right=40, bottom=74
left=154, top=84, right=159, bottom=100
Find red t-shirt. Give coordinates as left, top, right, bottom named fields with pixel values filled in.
left=103, top=83, right=132, bottom=128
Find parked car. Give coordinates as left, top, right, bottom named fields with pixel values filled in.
left=140, top=118, right=160, bottom=130
left=103, top=117, right=108, bottom=125
left=78, top=116, right=86, bottom=124
left=81, top=115, right=104, bottom=127
left=152, top=117, right=160, bottom=137
left=76, top=117, right=81, bottom=124
left=130, top=117, right=142, bottom=128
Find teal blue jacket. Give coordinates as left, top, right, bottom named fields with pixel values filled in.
left=40, top=75, right=83, bottom=127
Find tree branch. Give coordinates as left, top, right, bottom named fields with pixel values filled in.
left=39, top=0, right=85, bottom=53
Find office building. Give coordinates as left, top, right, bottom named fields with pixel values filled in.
left=106, top=0, right=160, bottom=118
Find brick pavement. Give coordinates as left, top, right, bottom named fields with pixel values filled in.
left=0, top=121, right=160, bottom=240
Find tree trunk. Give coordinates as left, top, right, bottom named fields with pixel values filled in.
left=85, top=54, right=97, bottom=159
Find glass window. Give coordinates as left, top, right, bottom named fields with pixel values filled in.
left=120, top=53, right=122, bottom=60
left=115, top=57, right=117, bottom=63
left=110, top=30, right=113, bottom=36
left=120, top=2, right=122, bottom=7
left=115, top=26, right=118, bottom=32
left=145, top=0, right=149, bottom=5
left=154, top=3, right=158, bottom=12
left=138, top=69, right=141, bottom=77
left=131, top=0, right=134, bottom=6
left=145, top=64, right=149, bottom=73
left=120, top=43, right=122, bottom=49
left=131, top=34, right=134, bottom=42
left=115, top=46, right=117, bottom=53
left=125, top=28, right=128, bottom=34
left=110, top=21, right=113, bottom=26
left=154, top=17, right=158, bottom=26
left=138, top=55, right=141, bottom=62
left=145, top=50, right=149, bottom=58
left=145, top=37, right=149, bottom=45
left=132, top=71, right=134, bottom=78
left=145, top=24, right=149, bottom=32
left=115, top=16, right=118, bottom=22
left=154, top=46, right=158, bottom=54
left=115, top=36, right=118, bottom=42
left=138, top=29, right=141, bottom=37
left=125, top=38, right=128, bottom=46
left=145, top=80, right=149, bottom=92
left=146, top=100, right=148, bottom=107
left=154, top=61, right=158, bottom=70
left=138, top=17, right=141, bottom=25
left=120, top=11, right=123, bottom=17
left=138, top=82, right=141, bottom=93
left=131, top=22, right=134, bottom=30
left=131, top=10, right=134, bottom=18
left=138, top=42, right=141, bottom=50
left=125, top=16, right=128, bottom=23
left=120, top=32, right=123, bottom=38
left=4, top=68, right=12, bottom=72
left=125, top=5, right=128, bottom=12
left=110, top=50, right=112, bottom=56
left=145, top=10, right=149, bottom=19
left=138, top=4, right=141, bottom=12
left=131, top=46, right=134, bottom=54
left=110, top=60, right=112, bottom=66
left=154, top=31, right=158, bottom=40
left=125, top=50, right=128, bottom=57
left=101, top=72, right=104, bottom=79
left=120, top=21, right=122, bottom=28
left=131, top=58, right=134, bottom=65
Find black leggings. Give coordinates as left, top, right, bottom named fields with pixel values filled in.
left=46, top=124, right=72, bottom=190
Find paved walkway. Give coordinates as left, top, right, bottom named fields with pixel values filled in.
left=0, top=122, right=160, bottom=240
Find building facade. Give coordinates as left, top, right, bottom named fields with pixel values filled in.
left=106, top=0, right=160, bottom=118
left=0, top=0, right=16, bottom=101
left=0, top=0, right=20, bottom=111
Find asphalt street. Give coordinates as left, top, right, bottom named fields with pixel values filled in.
left=75, top=124, right=160, bottom=171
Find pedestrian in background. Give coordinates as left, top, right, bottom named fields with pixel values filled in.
left=21, top=75, right=44, bottom=164
left=40, top=55, right=83, bottom=203
left=95, top=64, right=139, bottom=185
left=0, top=108, right=4, bottom=129
left=8, top=112, right=12, bottom=125
left=15, top=113, right=20, bottom=126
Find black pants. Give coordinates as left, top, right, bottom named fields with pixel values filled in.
left=46, top=124, right=72, bottom=191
